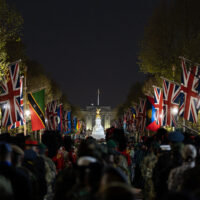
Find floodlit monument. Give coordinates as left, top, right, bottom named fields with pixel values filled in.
left=91, top=108, right=105, bottom=139
left=81, top=89, right=116, bottom=137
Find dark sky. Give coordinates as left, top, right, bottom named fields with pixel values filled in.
left=9, top=0, right=159, bottom=108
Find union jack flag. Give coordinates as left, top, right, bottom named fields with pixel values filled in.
left=0, top=62, right=23, bottom=127
left=63, top=110, right=70, bottom=132
left=127, top=108, right=134, bottom=132
left=65, top=111, right=72, bottom=133
left=123, top=112, right=127, bottom=131
left=51, top=100, right=58, bottom=130
left=45, top=102, right=52, bottom=130
left=8, top=77, right=25, bottom=129
left=112, top=120, right=118, bottom=128
left=135, top=104, right=141, bottom=130
left=179, top=59, right=199, bottom=123
left=162, top=79, right=181, bottom=127
left=45, top=100, right=58, bottom=130
left=154, top=86, right=164, bottom=126
left=57, top=104, right=63, bottom=132
left=138, top=99, right=146, bottom=131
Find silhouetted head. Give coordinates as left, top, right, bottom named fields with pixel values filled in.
left=0, top=175, right=13, bottom=200
left=100, top=166, right=128, bottom=190
left=99, top=182, right=135, bottom=200
left=0, top=142, right=12, bottom=163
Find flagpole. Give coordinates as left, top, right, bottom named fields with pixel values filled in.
left=160, top=76, right=180, bottom=86
left=97, top=89, right=100, bottom=106
left=182, top=124, right=199, bottom=134
left=179, top=56, right=200, bottom=67
left=178, top=58, right=187, bottom=132
left=24, top=66, right=27, bottom=136
left=152, top=85, right=163, bottom=90
left=8, top=59, right=22, bottom=66
left=29, top=87, right=46, bottom=94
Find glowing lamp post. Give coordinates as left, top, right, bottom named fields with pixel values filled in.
left=25, top=110, right=30, bottom=117
left=172, top=107, right=178, bottom=115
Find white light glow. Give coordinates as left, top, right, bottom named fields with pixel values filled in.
left=25, top=110, right=30, bottom=117
left=92, top=115, right=105, bottom=140
left=172, top=107, right=178, bottom=115
left=159, top=114, right=163, bottom=119
left=3, top=104, right=9, bottom=109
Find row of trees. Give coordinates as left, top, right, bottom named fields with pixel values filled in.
left=139, top=0, right=200, bottom=81
left=0, top=0, right=82, bottom=120
left=117, top=0, right=200, bottom=129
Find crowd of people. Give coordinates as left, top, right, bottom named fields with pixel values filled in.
left=0, top=128, right=200, bottom=200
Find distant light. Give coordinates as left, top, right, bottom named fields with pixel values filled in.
left=3, top=104, right=9, bottom=109
left=45, top=119, right=48, bottom=123
left=25, top=110, right=30, bottom=117
left=91, top=103, right=94, bottom=106
left=172, top=107, right=178, bottom=115
left=159, top=114, right=163, bottom=119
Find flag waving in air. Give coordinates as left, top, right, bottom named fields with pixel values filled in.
left=51, top=100, right=58, bottom=130
left=154, top=86, right=164, bottom=126
left=0, top=62, right=22, bottom=127
left=45, top=102, right=53, bottom=130
left=28, top=89, right=45, bottom=131
left=73, top=116, right=77, bottom=131
left=67, top=111, right=72, bottom=133
left=57, top=104, right=63, bottom=132
left=138, top=99, right=146, bottom=131
left=63, top=110, right=68, bottom=132
left=162, top=79, right=181, bottom=126
left=45, top=100, right=58, bottom=130
left=8, top=77, right=25, bottom=129
left=146, top=95, right=160, bottom=132
left=135, top=104, right=141, bottom=130
left=64, top=111, right=71, bottom=133
left=179, top=59, right=199, bottom=123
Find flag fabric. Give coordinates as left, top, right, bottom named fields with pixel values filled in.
left=8, top=77, right=24, bottom=129
left=28, top=89, right=45, bottom=131
left=73, top=116, right=77, bottom=130
left=63, top=110, right=68, bottom=132
left=45, top=100, right=58, bottom=130
left=81, top=121, right=86, bottom=134
left=51, top=100, right=58, bottom=130
left=123, top=112, right=127, bottom=131
left=131, top=107, right=136, bottom=119
left=0, top=62, right=22, bottom=127
left=118, top=117, right=123, bottom=129
left=45, top=102, right=53, bottom=130
left=57, top=104, right=63, bottom=132
left=65, top=111, right=72, bottom=133
left=179, top=59, right=199, bottom=123
left=97, top=89, right=100, bottom=105
left=76, top=120, right=81, bottom=130
left=154, top=86, right=164, bottom=126
left=162, top=79, right=181, bottom=126
left=76, top=120, right=82, bottom=135
left=138, top=99, right=146, bottom=131
left=126, top=108, right=134, bottom=132
left=67, top=111, right=72, bottom=133
left=112, top=120, right=118, bottom=128
left=135, top=104, right=141, bottom=130
left=146, top=95, right=160, bottom=132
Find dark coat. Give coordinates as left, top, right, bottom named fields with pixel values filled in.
left=0, top=162, right=32, bottom=200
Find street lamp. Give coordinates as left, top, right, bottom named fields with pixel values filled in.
left=3, top=104, right=9, bottom=109
left=172, top=107, right=178, bottom=115
left=25, top=110, right=30, bottom=117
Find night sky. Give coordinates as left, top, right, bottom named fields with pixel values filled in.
left=9, top=0, right=159, bottom=108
